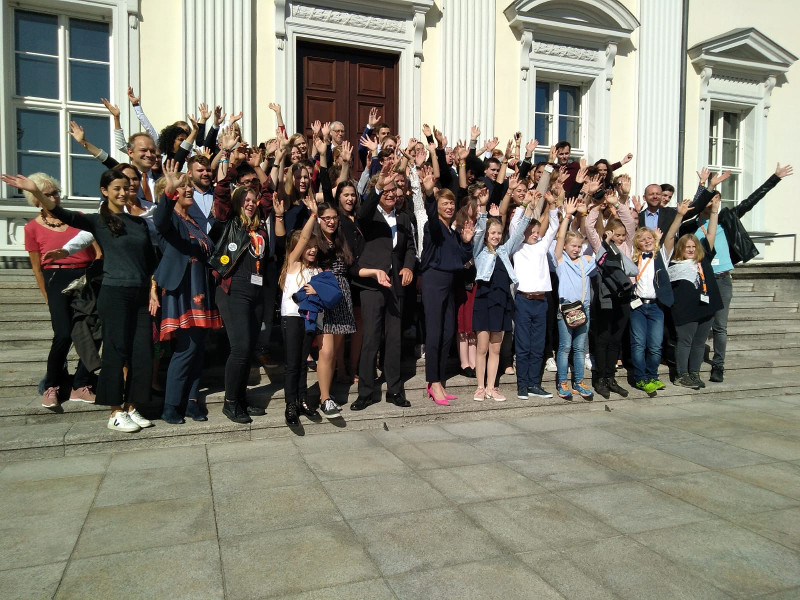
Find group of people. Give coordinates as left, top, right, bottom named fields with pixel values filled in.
left=4, top=90, right=793, bottom=433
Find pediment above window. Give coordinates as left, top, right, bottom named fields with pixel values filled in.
left=504, top=0, right=638, bottom=45
left=689, top=28, right=797, bottom=78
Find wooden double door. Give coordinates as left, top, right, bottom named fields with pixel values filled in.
left=297, top=42, right=399, bottom=172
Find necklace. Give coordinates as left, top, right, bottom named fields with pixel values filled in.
left=40, top=212, right=64, bottom=229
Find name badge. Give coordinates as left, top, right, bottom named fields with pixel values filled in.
left=699, top=293, right=710, bottom=304
left=630, top=297, right=643, bottom=310
left=711, top=258, right=720, bottom=266
left=250, top=274, right=263, bottom=286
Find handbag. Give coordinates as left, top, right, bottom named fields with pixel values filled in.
left=560, top=259, right=587, bottom=328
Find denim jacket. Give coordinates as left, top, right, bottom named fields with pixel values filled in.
left=472, top=212, right=531, bottom=285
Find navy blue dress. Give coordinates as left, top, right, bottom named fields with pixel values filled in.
left=472, top=258, right=513, bottom=332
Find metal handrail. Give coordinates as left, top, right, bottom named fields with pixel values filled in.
left=749, top=233, right=797, bottom=262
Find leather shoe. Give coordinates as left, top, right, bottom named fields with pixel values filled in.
left=285, top=402, right=300, bottom=426
left=246, top=405, right=266, bottom=416
left=386, top=392, right=411, bottom=408
left=350, top=395, right=376, bottom=411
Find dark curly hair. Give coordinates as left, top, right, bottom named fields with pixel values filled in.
left=157, top=125, right=187, bottom=158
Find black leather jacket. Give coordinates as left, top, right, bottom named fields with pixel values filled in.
left=209, top=217, right=261, bottom=279
left=681, top=174, right=782, bottom=265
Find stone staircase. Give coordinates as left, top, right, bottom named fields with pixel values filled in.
left=1, top=264, right=799, bottom=461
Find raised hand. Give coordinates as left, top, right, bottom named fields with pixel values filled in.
left=470, top=125, right=481, bottom=141
left=621, top=152, right=633, bottom=165
left=433, top=127, right=445, bottom=147
left=265, top=138, right=279, bottom=156
left=420, top=165, right=435, bottom=196
left=100, top=98, right=120, bottom=118
left=696, top=167, right=711, bottom=185
left=631, top=195, right=643, bottom=213
left=196, top=146, right=212, bottom=159
left=488, top=204, right=500, bottom=217
left=617, top=173, right=631, bottom=195
left=376, top=160, right=395, bottom=192
left=127, top=86, right=140, bottom=106
left=368, top=107, right=381, bottom=128
left=1, top=173, right=39, bottom=194
left=654, top=227, right=663, bottom=242
left=711, top=194, right=722, bottom=213
left=422, top=123, right=432, bottom=138
left=273, top=194, right=285, bottom=216
left=504, top=139, right=513, bottom=160
left=776, top=163, right=794, bottom=178
left=507, top=172, right=521, bottom=192
left=198, top=103, right=211, bottom=123
left=453, top=144, right=468, bottom=163
left=548, top=145, right=557, bottom=162
left=302, top=193, right=318, bottom=216
left=710, top=169, right=732, bottom=189
left=584, top=175, right=602, bottom=195
left=214, top=105, right=225, bottom=127
left=485, top=137, right=499, bottom=153
left=676, top=198, right=691, bottom=216
left=563, top=197, right=578, bottom=215
left=187, top=113, right=199, bottom=132
left=461, top=219, right=476, bottom=243
left=575, top=165, right=588, bottom=184
left=525, top=138, right=539, bottom=155
left=246, top=147, right=263, bottom=169
left=313, top=135, right=327, bottom=157
left=218, top=126, right=239, bottom=151
left=68, top=121, right=85, bottom=144
left=359, top=135, right=377, bottom=153
left=321, top=121, right=331, bottom=140
left=268, top=102, right=282, bottom=114
left=163, top=159, right=183, bottom=194
left=339, top=140, right=353, bottom=163
left=230, top=111, right=243, bottom=124
left=311, top=120, right=322, bottom=137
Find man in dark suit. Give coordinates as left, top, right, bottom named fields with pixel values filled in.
left=350, top=164, right=417, bottom=411
left=639, top=184, right=677, bottom=233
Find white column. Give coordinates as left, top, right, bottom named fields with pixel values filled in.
left=636, top=0, right=683, bottom=191
left=182, top=0, right=253, bottom=142
left=440, top=0, right=495, bottom=142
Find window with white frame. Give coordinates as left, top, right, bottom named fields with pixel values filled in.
left=707, top=107, right=744, bottom=211
left=12, top=8, right=112, bottom=199
left=533, top=80, right=585, bottom=159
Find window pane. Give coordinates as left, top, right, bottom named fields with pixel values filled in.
left=15, top=55, right=59, bottom=98
left=535, top=82, right=550, bottom=114
left=722, top=112, right=739, bottom=139
left=559, top=116, right=580, bottom=148
left=17, top=110, right=59, bottom=152
left=14, top=11, right=57, bottom=55
left=710, top=110, right=720, bottom=137
left=722, top=139, right=738, bottom=167
left=708, top=138, right=717, bottom=165
left=17, top=153, right=60, bottom=179
left=69, top=61, right=109, bottom=103
left=720, top=173, right=738, bottom=202
left=534, top=115, right=549, bottom=146
left=71, top=156, right=104, bottom=197
left=558, top=85, right=580, bottom=117
left=70, top=18, right=109, bottom=62
left=70, top=114, right=110, bottom=154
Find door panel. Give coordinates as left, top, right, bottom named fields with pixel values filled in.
left=297, top=42, right=398, bottom=174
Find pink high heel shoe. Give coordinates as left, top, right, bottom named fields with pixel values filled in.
left=443, top=391, right=457, bottom=400
left=426, top=383, right=450, bottom=406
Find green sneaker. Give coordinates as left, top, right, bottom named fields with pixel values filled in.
left=635, top=380, right=659, bottom=396
left=649, top=378, right=666, bottom=391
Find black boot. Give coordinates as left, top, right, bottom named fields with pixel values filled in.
left=607, top=378, right=629, bottom=398
left=186, top=400, right=207, bottom=422
left=285, top=402, right=300, bottom=426
left=223, top=398, right=252, bottom=424
left=594, top=378, right=611, bottom=400
left=709, top=366, right=724, bottom=383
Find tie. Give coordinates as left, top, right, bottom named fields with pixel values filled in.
left=641, top=252, right=653, bottom=259
left=142, top=172, right=154, bottom=205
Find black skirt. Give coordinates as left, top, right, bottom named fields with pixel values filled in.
left=472, top=258, right=513, bottom=332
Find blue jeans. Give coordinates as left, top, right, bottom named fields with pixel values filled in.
left=557, top=304, right=589, bottom=384
left=515, top=295, right=548, bottom=390
left=629, top=302, right=664, bottom=382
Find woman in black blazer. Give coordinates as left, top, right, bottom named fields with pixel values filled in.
left=152, top=160, right=221, bottom=423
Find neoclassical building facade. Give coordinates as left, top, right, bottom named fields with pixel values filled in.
left=1, top=0, right=797, bottom=260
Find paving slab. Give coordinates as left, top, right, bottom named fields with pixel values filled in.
left=267, top=579, right=397, bottom=600
left=461, top=493, right=618, bottom=552
left=370, top=423, right=458, bottom=445
left=0, top=453, right=110, bottom=482
left=387, top=556, right=564, bottom=600
left=73, top=496, right=217, bottom=559
left=0, top=510, right=87, bottom=571
left=0, top=562, right=67, bottom=600
left=716, top=432, right=800, bottom=461
left=387, top=439, right=495, bottom=470
left=439, top=419, right=523, bottom=438
left=558, top=481, right=715, bottom=534
left=209, top=453, right=316, bottom=492
left=416, top=461, right=548, bottom=504
left=322, top=472, right=450, bottom=520
left=647, top=471, right=799, bottom=519
left=655, top=438, right=777, bottom=469
left=505, top=452, right=631, bottom=491
left=106, top=444, right=208, bottom=472
left=728, top=507, right=800, bottom=552
left=722, top=461, right=800, bottom=500
left=219, top=522, right=379, bottom=600
left=0, top=473, right=101, bottom=519
left=586, top=446, right=708, bottom=480
left=632, top=519, right=800, bottom=598
left=303, top=447, right=411, bottom=481
left=516, top=549, right=621, bottom=600
left=205, top=437, right=298, bottom=463
left=555, top=536, right=732, bottom=600
left=55, top=540, right=224, bottom=600
left=94, top=463, right=211, bottom=507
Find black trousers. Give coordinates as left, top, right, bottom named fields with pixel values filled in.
left=216, top=280, right=264, bottom=405
left=358, top=287, right=403, bottom=398
left=43, top=268, right=93, bottom=389
left=282, top=316, right=315, bottom=406
left=256, top=259, right=280, bottom=353
left=95, top=285, right=152, bottom=407
left=594, top=303, right=631, bottom=379
left=421, top=269, right=455, bottom=383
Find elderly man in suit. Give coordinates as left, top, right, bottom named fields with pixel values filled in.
left=350, top=163, right=417, bottom=411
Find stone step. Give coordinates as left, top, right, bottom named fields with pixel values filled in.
left=729, top=301, right=799, bottom=310
left=728, top=306, right=799, bottom=319
left=0, top=312, right=51, bottom=323
left=729, top=291, right=775, bottom=300
left=0, top=289, right=43, bottom=299
left=0, top=280, right=39, bottom=289
left=1, top=367, right=796, bottom=461
left=726, top=338, right=800, bottom=351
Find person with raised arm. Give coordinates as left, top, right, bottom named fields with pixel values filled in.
left=669, top=196, right=724, bottom=389
left=3, top=170, right=157, bottom=433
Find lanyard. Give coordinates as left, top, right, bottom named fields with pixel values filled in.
left=635, top=256, right=653, bottom=282
left=700, top=223, right=708, bottom=236
left=249, top=231, right=263, bottom=273
left=697, top=263, right=707, bottom=294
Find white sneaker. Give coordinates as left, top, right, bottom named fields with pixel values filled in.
left=321, top=398, right=341, bottom=416
left=585, top=353, right=593, bottom=370
left=545, top=357, right=557, bottom=372
left=127, top=408, right=153, bottom=428
left=108, top=411, right=141, bottom=433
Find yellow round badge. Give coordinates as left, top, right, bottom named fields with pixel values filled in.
left=220, top=255, right=230, bottom=265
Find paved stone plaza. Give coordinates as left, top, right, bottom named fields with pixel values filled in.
left=2, top=394, right=800, bottom=599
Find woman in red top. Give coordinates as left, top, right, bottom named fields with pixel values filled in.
left=23, top=173, right=99, bottom=408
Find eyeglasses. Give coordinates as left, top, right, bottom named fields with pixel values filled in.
left=43, top=191, right=61, bottom=199
left=319, top=215, right=339, bottom=222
